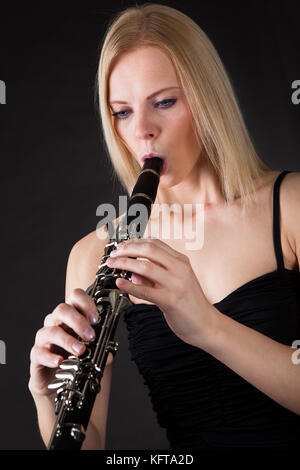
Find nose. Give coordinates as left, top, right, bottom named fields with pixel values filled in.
left=134, top=110, right=158, bottom=141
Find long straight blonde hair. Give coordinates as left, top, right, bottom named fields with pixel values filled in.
left=95, top=2, right=270, bottom=208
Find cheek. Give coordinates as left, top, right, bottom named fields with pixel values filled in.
left=113, top=120, right=133, bottom=150
left=113, top=120, right=125, bottom=140
left=171, top=109, right=196, bottom=144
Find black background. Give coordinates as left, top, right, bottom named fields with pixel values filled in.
left=0, top=0, right=299, bottom=450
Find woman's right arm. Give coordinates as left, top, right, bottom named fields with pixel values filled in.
left=28, top=226, right=114, bottom=449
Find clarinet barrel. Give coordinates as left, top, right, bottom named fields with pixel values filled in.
left=47, top=156, right=163, bottom=450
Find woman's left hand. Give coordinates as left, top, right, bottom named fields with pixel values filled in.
left=106, top=237, right=219, bottom=348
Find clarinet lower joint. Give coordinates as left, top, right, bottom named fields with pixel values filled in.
left=46, top=157, right=163, bottom=450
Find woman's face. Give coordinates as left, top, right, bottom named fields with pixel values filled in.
left=108, top=46, right=201, bottom=187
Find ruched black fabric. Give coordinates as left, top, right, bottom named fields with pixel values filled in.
left=123, top=170, right=300, bottom=449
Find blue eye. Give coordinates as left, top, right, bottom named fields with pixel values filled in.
left=111, top=98, right=177, bottom=120
left=111, top=109, right=129, bottom=119
left=156, top=98, right=177, bottom=108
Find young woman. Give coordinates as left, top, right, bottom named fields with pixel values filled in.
left=28, top=4, right=300, bottom=450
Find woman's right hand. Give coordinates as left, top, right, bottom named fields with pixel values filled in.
left=28, top=288, right=100, bottom=397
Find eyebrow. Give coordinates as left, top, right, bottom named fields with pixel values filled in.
left=109, top=86, right=181, bottom=105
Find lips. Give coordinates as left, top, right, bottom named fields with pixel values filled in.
left=141, top=153, right=167, bottom=174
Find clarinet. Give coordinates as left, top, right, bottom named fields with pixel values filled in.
left=47, top=156, right=163, bottom=450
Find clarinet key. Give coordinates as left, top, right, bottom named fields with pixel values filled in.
left=59, top=360, right=79, bottom=371
left=55, top=370, right=76, bottom=382
left=48, top=378, right=66, bottom=390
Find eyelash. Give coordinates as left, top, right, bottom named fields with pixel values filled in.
left=111, top=98, right=177, bottom=120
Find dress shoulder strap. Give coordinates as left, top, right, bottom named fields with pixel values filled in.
left=273, top=170, right=291, bottom=270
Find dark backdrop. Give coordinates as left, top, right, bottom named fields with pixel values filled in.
left=0, top=0, right=299, bottom=450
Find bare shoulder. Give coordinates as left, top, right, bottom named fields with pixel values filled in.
left=65, top=217, right=121, bottom=298
left=280, top=171, right=300, bottom=259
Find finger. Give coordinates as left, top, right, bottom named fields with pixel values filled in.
left=115, top=276, right=171, bottom=308
left=110, top=239, right=178, bottom=272
left=66, top=288, right=99, bottom=324
left=35, top=326, right=86, bottom=357
left=116, top=276, right=160, bottom=304
left=30, top=345, right=63, bottom=369
left=44, top=304, right=96, bottom=342
left=106, top=255, right=166, bottom=286
left=131, top=272, right=155, bottom=287
left=129, top=237, right=186, bottom=260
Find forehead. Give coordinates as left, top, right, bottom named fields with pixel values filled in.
left=109, top=46, right=179, bottom=96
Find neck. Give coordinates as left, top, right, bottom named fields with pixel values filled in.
left=156, top=157, right=226, bottom=216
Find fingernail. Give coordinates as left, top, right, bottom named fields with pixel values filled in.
left=117, top=241, right=127, bottom=249
left=72, top=341, right=85, bottom=354
left=83, top=327, right=95, bottom=341
left=53, top=356, right=60, bottom=366
left=89, top=312, right=99, bottom=324
left=109, top=250, right=118, bottom=257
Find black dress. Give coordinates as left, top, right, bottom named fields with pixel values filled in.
left=123, top=170, right=300, bottom=449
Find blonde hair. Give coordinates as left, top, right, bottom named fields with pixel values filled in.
left=95, top=2, right=270, bottom=208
